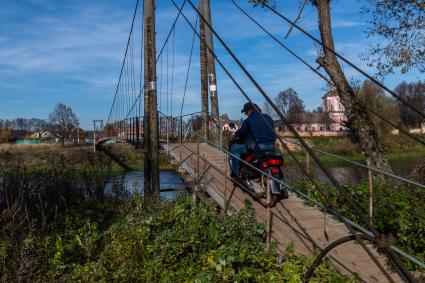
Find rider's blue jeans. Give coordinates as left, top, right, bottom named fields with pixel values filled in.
left=230, top=143, right=274, bottom=175
left=230, top=143, right=248, bottom=175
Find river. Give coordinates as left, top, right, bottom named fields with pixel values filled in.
left=286, top=156, right=422, bottom=185
left=106, top=169, right=187, bottom=200
left=110, top=157, right=421, bottom=195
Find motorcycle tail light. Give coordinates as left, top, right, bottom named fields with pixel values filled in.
left=271, top=169, right=280, bottom=174
left=260, top=162, right=268, bottom=169
left=244, top=154, right=253, bottom=162
left=267, top=159, right=282, bottom=166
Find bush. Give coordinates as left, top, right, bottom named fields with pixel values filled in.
left=0, top=161, right=353, bottom=282
left=295, top=179, right=425, bottom=271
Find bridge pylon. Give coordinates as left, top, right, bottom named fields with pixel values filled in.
left=143, top=0, right=160, bottom=198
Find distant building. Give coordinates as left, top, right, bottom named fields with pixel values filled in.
left=321, top=88, right=348, bottom=131
left=277, top=89, right=348, bottom=134
left=220, top=119, right=240, bottom=134
left=208, top=118, right=241, bottom=134
left=30, top=130, right=54, bottom=140
left=290, top=112, right=336, bottom=132
left=85, top=131, right=95, bottom=143
left=408, top=122, right=425, bottom=134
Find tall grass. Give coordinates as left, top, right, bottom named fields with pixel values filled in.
left=295, top=178, right=425, bottom=274
left=0, top=153, right=354, bottom=282
left=0, top=153, right=122, bottom=281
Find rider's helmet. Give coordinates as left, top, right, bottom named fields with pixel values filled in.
left=241, top=102, right=261, bottom=114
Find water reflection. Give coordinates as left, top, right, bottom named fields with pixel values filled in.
left=106, top=169, right=187, bottom=200
left=286, top=157, right=422, bottom=185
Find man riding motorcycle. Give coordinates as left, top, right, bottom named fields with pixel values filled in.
left=230, top=102, right=276, bottom=179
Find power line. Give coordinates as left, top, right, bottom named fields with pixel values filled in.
left=176, top=1, right=415, bottom=280
left=122, top=0, right=188, bottom=121
left=180, top=16, right=199, bottom=117
left=171, top=2, right=395, bottom=281
left=256, top=0, right=425, bottom=121
left=106, top=0, right=140, bottom=125
left=230, top=0, right=425, bottom=148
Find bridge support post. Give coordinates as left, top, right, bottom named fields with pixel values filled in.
left=265, top=182, right=272, bottom=247
left=143, top=0, right=160, bottom=198
left=368, top=169, right=373, bottom=222
left=224, top=153, right=228, bottom=214
left=200, top=0, right=221, bottom=146
left=129, top=118, right=132, bottom=142
left=132, top=117, right=135, bottom=143
left=199, top=2, right=210, bottom=141
left=136, top=117, right=140, bottom=145
left=93, top=120, right=96, bottom=152
left=192, top=185, right=199, bottom=204
left=306, top=150, right=310, bottom=175
left=179, top=116, right=183, bottom=168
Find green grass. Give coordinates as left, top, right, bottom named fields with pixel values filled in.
left=282, top=134, right=425, bottom=166
left=294, top=179, right=425, bottom=272
left=0, top=143, right=176, bottom=177
left=0, top=160, right=356, bottom=282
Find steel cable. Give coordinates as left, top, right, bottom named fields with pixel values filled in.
left=175, top=1, right=414, bottom=280
left=255, top=0, right=425, bottom=121
left=106, top=0, right=140, bottom=124
left=231, top=0, right=425, bottom=147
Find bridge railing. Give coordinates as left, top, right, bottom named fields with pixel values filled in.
left=158, top=111, right=425, bottom=273
left=97, top=111, right=424, bottom=272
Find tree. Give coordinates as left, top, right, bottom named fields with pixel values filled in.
left=314, top=0, right=392, bottom=172
left=275, top=88, right=305, bottom=123
left=189, top=115, right=203, bottom=132
left=48, top=103, right=79, bottom=146
left=357, top=80, right=400, bottom=137
left=362, top=0, right=425, bottom=76
left=394, top=81, right=425, bottom=128
left=0, top=126, right=11, bottom=143
left=250, top=0, right=392, bottom=172
left=313, top=106, right=323, bottom=113
left=263, top=101, right=275, bottom=118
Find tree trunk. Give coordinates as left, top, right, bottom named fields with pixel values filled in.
left=314, top=0, right=392, bottom=172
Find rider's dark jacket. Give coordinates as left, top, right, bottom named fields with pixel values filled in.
left=235, top=112, right=276, bottom=146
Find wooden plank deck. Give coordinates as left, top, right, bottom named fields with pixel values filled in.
left=163, top=143, right=403, bottom=282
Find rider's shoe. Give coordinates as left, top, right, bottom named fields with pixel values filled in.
left=230, top=172, right=241, bottom=185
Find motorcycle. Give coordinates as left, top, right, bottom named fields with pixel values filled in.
left=228, top=138, right=289, bottom=207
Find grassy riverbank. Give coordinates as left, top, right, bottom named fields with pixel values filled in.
left=0, top=161, right=354, bottom=282
left=282, top=134, right=425, bottom=166
left=0, top=143, right=173, bottom=176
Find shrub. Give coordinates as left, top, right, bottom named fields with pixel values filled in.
left=0, top=160, right=352, bottom=282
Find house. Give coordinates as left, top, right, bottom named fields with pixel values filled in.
left=85, top=131, right=95, bottom=143
left=277, top=89, right=348, bottom=134
left=209, top=118, right=241, bottom=134
left=220, top=119, right=240, bottom=134
left=290, top=112, right=336, bottom=132
left=30, top=130, right=54, bottom=140
left=408, top=123, right=425, bottom=134
left=321, top=89, right=348, bottom=131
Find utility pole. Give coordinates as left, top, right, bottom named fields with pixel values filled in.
left=201, top=0, right=221, bottom=146
left=143, top=0, right=160, bottom=199
left=199, top=1, right=210, bottom=141
left=93, top=119, right=103, bottom=152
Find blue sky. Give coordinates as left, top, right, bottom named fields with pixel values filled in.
left=0, top=0, right=422, bottom=129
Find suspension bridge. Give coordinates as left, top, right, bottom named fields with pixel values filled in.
left=94, top=1, right=425, bottom=282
